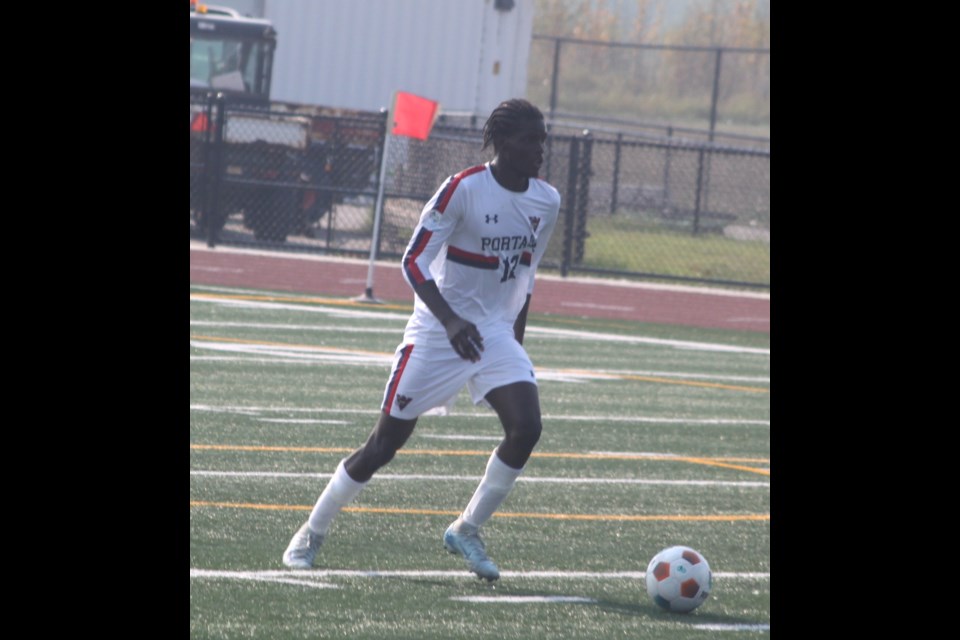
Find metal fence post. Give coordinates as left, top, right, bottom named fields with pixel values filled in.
left=574, top=130, right=593, bottom=263
left=549, top=38, right=562, bottom=121
left=196, top=94, right=214, bottom=238
left=693, top=148, right=704, bottom=236
left=371, top=109, right=390, bottom=261
left=709, top=48, right=723, bottom=143
left=207, top=92, right=227, bottom=248
left=610, top=132, right=621, bottom=214
left=561, top=136, right=580, bottom=277
left=663, top=126, right=673, bottom=210
left=544, top=129, right=554, bottom=184
left=701, top=47, right=723, bottom=217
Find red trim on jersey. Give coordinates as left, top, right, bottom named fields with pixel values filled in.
left=382, top=344, right=414, bottom=414
left=402, top=227, right=434, bottom=285
left=446, top=245, right=499, bottom=270
left=519, top=251, right=532, bottom=266
left=435, top=164, right=487, bottom=213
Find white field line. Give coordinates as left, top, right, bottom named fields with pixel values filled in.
left=257, top=419, right=350, bottom=424
left=189, top=403, right=770, bottom=426
left=191, top=352, right=769, bottom=388
left=190, top=296, right=769, bottom=355
left=191, top=295, right=412, bottom=320
left=190, top=349, right=770, bottom=386
left=692, top=623, right=771, bottom=632
left=190, top=356, right=387, bottom=366
left=189, top=470, right=770, bottom=488
left=529, top=326, right=768, bottom=355
left=191, top=319, right=770, bottom=361
left=561, top=301, right=634, bottom=312
left=188, top=262, right=770, bottom=301
left=188, top=570, right=338, bottom=589
left=190, top=568, right=769, bottom=580
left=189, top=340, right=390, bottom=363
left=451, top=595, right=597, bottom=603
left=189, top=341, right=768, bottom=385
left=190, top=320, right=402, bottom=333
left=419, top=434, right=503, bottom=441
left=554, top=369, right=769, bottom=383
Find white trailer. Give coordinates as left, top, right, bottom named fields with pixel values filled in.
left=220, top=0, right=535, bottom=115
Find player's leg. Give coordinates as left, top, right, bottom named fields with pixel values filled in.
left=343, top=413, right=418, bottom=482
left=454, top=381, right=541, bottom=528
left=283, top=412, right=417, bottom=569
left=444, top=381, right=542, bottom=581
left=317, top=411, right=419, bottom=528
left=285, top=341, right=466, bottom=569
left=486, top=380, right=542, bottom=468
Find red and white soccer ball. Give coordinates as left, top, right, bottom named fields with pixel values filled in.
left=645, top=545, right=713, bottom=613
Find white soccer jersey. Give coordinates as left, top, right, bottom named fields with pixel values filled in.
left=401, top=162, right=561, bottom=343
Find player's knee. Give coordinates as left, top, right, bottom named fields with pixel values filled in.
left=357, top=415, right=416, bottom=469
left=507, top=418, right=542, bottom=454
left=497, top=419, right=541, bottom=469
left=352, top=430, right=404, bottom=475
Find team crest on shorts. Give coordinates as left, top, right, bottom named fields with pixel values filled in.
left=396, top=394, right=413, bottom=410
left=528, top=216, right=540, bottom=231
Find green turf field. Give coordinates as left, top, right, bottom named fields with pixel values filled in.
left=190, top=284, right=770, bottom=639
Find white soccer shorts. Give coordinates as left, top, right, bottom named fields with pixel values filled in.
left=380, top=329, right=537, bottom=419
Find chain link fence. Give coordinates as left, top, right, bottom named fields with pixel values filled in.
left=528, top=36, right=770, bottom=148
left=190, top=91, right=769, bottom=289
left=190, top=90, right=384, bottom=246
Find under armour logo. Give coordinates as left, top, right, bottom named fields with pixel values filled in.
left=396, top=394, right=412, bottom=410
left=485, top=214, right=498, bottom=224
left=529, top=216, right=540, bottom=231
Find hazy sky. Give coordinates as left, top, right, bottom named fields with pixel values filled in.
left=198, top=1, right=768, bottom=30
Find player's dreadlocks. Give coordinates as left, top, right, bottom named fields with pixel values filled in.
left=482, top=99, right=544, bottom=152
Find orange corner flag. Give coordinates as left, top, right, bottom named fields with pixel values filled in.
left=391, top=91, right=439, bottom=140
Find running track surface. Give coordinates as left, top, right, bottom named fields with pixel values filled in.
left=189, top=242, right=769, bottom=334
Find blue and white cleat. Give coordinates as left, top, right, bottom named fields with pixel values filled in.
left=282, top=522, right=325, bottom=569
left=443, top=522, right=500, bottom=582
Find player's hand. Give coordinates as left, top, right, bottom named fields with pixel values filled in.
left=443, top=316, right=484, bottom=362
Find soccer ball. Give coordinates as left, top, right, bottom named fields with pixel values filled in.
left=645, top=545, right=712, bottom=613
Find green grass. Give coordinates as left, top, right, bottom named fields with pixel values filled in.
left=575, top=214, right=770, bottom=284
left=190, top=284, right=770, bottom=639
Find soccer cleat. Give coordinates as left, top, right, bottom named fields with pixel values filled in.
left=282, top=522, right=325, bottom=569
left=443, top=523, right=500, bottom=581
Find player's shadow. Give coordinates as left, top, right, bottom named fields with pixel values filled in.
left=594, top=597, right=763, bottom=626
left=402, top=575, right=504, bottom=589
left=394, top=576, right=763, bottom=627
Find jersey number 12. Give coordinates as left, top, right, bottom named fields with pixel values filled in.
left=500, top=255, right=519, bottom=283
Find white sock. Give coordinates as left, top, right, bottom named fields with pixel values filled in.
left=307, top=459, right=367, bottom=535
left=458, top=449, right=524, bottom=530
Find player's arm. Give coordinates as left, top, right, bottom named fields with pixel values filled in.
left=401, top=177, right=483, bottom=362
left=513, top=294, right=531, bottom=345
left=412, top=280, right=484, bottom=362
left=517, top=192, right=560, bottom=346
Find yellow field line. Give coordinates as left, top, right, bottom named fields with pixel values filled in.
left=190, top=291, right=411, bottom=311
left=191, top=333, right=768, bottom=393
left=190, top=335, right=391, bottom=358
left=189, top=501, right=769, bottom=523
left=190, top=444, right=769, bottom=476
left=555, top=367, right=768, bottom=393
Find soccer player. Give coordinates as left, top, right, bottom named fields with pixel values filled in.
left=282, top=98, right=561, bottom=581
